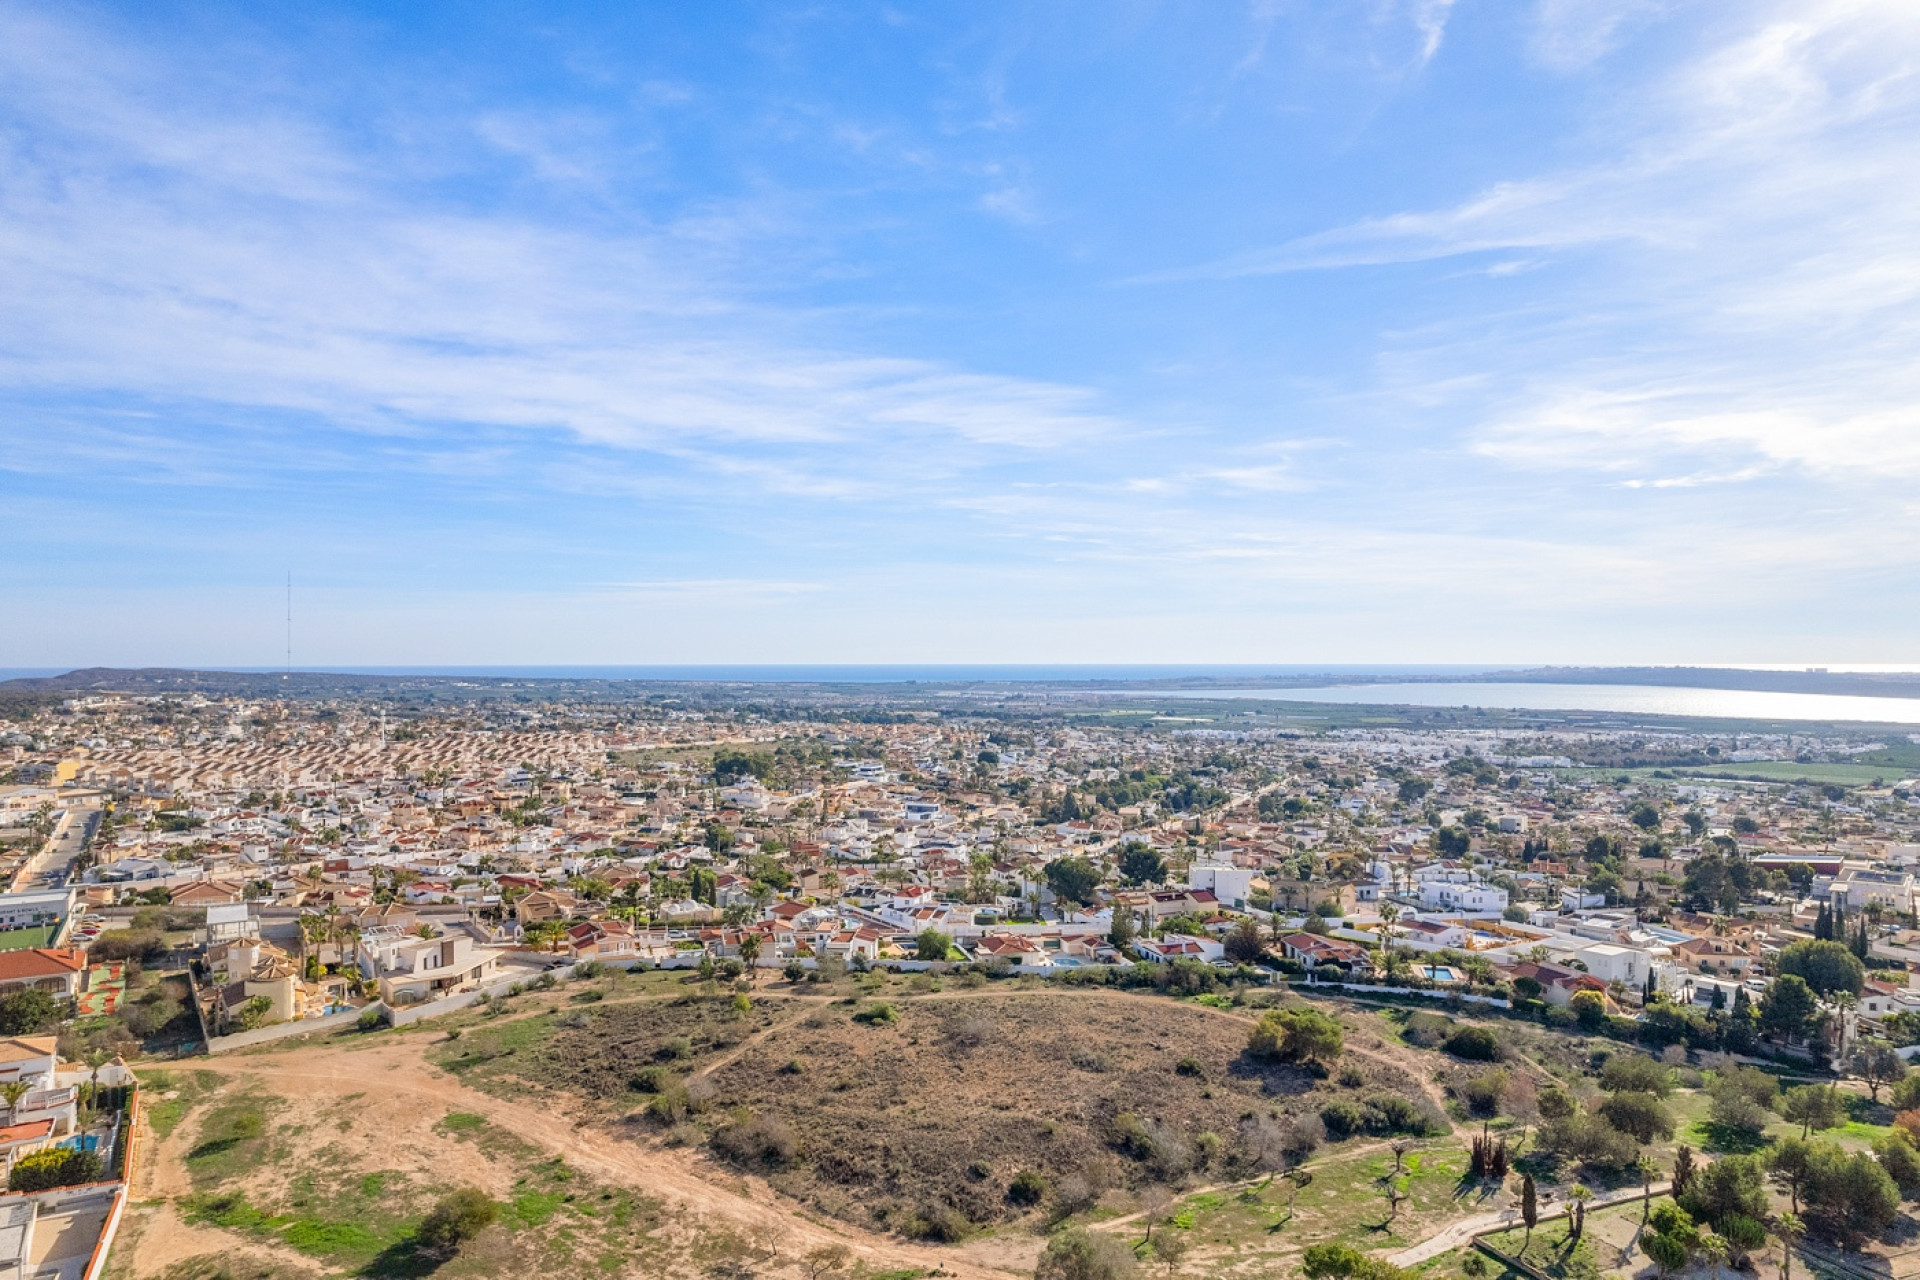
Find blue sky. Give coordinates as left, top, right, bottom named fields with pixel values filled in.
left=3, top=1, right=1918, bottom=666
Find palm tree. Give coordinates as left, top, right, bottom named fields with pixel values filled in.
left=1, top=1081, right=32, bottom=1126
left=738, top=934, right=762, bottom=982
left=1775, top=1212, right=1804, bottom=1280
left=1698, top=1232, right=1728, bottom=1280
left=1568, top=1184, right=1593, bottom=1244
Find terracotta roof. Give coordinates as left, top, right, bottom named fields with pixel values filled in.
left=0, top=949, right=87, bottom=981
left=0, top=1118, right=54, bottom=1145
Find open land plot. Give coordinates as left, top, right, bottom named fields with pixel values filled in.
left=436, top=983, right=1447, bottom=1239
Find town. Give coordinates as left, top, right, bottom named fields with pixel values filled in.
left=1, top=675, right=1919, bottom=1280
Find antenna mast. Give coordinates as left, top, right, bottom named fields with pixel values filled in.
left=285, top=572, right=292, bottom=678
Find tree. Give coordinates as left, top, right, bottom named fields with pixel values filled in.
left=1118, top=844, right=1166, bottom=886
left=1149, top=1226, right=1189, bottom=1277
left=1681, top=1154, right=1768, bottom=1233
left=1247, top=1007, right=1344, bottom=1064
left=1601, top=1053, right=1674, bottom=1096
left=1043, top=857, right=1102, bottom=908
left=1770, top=1138, right=1816, bottom=1213
left=1035, top=1227, right=1137, bottom=1280
left=1761, top=975, right=1818, bottom=1044
left=1641, top=1203, right=1698, bottom=1279
left=1802, top=1141, right=1901, bottom=1249
left=1302, top=1243, right=1413, bottom=1280
left=1568, top=1184, right=1592, bottom=1244
left=1874, top=1133, right=1920, bottom=1200
left=1780, top=1086, right=1844, bottom=1138
left=1776, top=940, right=1866, bottom=998
left=1709, top=1090, right=1772, bottom=1140
left=0, top=1081, right=29, bottom=1126
left=916, top=929, right=953, bottom=962
left=416, top=1187, right=498, bottom=1257
left=737, top=934, right=762, bottom=978
left=1673, top=1145, right=1697, bottom=1200
left=1698, top=1232, right=1728, bottom=1280
left=1570, top=989, right=1608, bottom=1031
left=1600, top=1092, right=1676, bottom=1143
left=1520, top=1173, right=1538, bottom=1254
left=805, top=1243, right=853, bottom=1280
left=1223, top=918, right=1267, bottom=966
left=1630, top=801, right=1662, bottom=831
left=0, top=989, right=61, bottom=1036
left=1850, top=1041, right=1908, bottom=1102
left=1109, top=910, right=1136, bottom=953
left=1776, top=1211, right=1805, bottom=1280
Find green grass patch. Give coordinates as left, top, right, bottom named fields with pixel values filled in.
left=0, top=925, right=54, bottom=951
left=182, top=1192, right=275, bottom=1231
left=185, top=1094, right=273, bottom=1187
left=1479, top=1215, right=1600, bottom=1280
left=435, top=1111, right=487, bottom=1133
left=280, top=1218, right=384, bottom=1257
left=510, top=1189, right=570, bottom=1229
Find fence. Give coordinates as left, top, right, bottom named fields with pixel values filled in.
left=204, top=1004, right=371, bottom=1054
left=1296, top=982, right=1512, bottom=1008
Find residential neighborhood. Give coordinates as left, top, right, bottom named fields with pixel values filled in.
left=3, top=677, right=1920, bottom=1279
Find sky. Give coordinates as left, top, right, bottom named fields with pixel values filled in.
left=3, top=0, right=1919, bottom=667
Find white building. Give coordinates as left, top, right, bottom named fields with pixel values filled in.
left=1187, top=862, right=1256, bottom=910
left=1417, top=877, right=1508, bottom=915
left=1571, top=942, right=1653, bottom=989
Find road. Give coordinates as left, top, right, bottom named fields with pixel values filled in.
left=13, top=798, right=101, bottom=892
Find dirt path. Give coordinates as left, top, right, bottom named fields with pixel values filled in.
left=187, top=1041, right=1020, bottom=1280
left=1385, top=1181, right=1670, bottom=1267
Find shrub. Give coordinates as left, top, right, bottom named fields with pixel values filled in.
left=89, top=930, right=165, bottom=964
left=415, top=1187, right=497, bottom=1256
left=1175, top=1056, right=1206, bottom=1078
left=1248, top=1007, right=1344, bottom=1064
left=1599, top=1053, right=1673, bottom=1096
left=1442, top=1027, right=1502, bottom=1061
left=646, top=1082, right=691, bottom=1123
left=852, top=1003, right=898, bottom=1025
left=1598, top=1091, right=1675, bottom=1143
left=1009, top=1169, right=1048, bottom=1205
left=628, top=1066, right=676, bottom=1094
left=1240, top=1110, right=1323, bottom=1168
left=1536, top=1113, right=1640, bottom=1172
left=1301, top=1242, right=1414, bottom=1280
left=1402, top=1011, right=1453, bottom=1047
left=657, top=1036, right=694, bottom=1061
left=905, top=1201, right=969, bottom=1242
left=7, top=1148, right=102, bottom=1192
left=711, top=1113, right=800, bottom=1168
left=1461, top=1070, right=1508, bottom=1118
left=1035, top=1228, right=1137, bottom=1280
left=1320, top=1094, right=1444, bottom=1140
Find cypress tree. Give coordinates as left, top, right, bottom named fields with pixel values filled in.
left=1815, top=902, right=1830, bottom=941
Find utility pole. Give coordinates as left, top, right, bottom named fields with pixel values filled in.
left=285, top=571, right=292, bottom=679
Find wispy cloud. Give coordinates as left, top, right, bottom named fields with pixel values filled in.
left=0, top=8, right=1113, bottom=496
